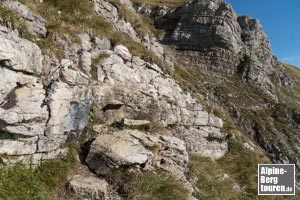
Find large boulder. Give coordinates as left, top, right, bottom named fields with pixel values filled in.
left=86, top=130, right=153, bottom=175
left=86, top=129, right=194, bottom=192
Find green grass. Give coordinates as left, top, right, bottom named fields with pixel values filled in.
left=0, top=148, right=77, bottom=200
left=173, top=63, right=207, bottom=94
left=189, top=139, right=300, bottom=200
left=125, top=172, right=189, bottom=200
left=20, top=0, right=170, bottom=73
left=0, top=5, right=34, bottom=40
left=107, top=170, right=189, bottom=200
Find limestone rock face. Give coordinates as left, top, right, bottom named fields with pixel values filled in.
left=154, top=0, right=280, bottom=99
left=1, top=0, right=47, bottom=36
left=173, top=126, right=228, bottom=159
left=0, top=31, right=43, bottom=74
left=0, top=28, right=92, bottom=166
left=0, top=137, right=38, bottom=156
left=155, top=0, right=242, bottom=53
left=93, top=51, right=228, bottom=157
left=123, top=118, right=150, bottom=126
left=68, top=175, right=109, bottom=200
left=93, top=0, right=139, bottom=42
left=92, top=0, right=165, bottom=58
left=0, top=82, right=48, bottom=136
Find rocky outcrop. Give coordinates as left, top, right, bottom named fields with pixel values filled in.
left=93, top=0, right=139, bottom=42
left=153, top=0, right=287, bottom=99
left=86, top=130, right=193, bottom=193
left=92, top=0, right=165, bottom=58
left=0, top=25, right=226, bottom=168
left=173, top=126, right=227, bottom=159
left=2, top=0, right=47, bottom=36
left=150, top=0, right=300, bottom=185
left=0, top=31, right=43, bottom=74
left=86, top=130, right=153, bottom=174
left=93, top=48, right=228, bottom=156
left=0, top=3, right=229, bottom=197
left=155, top=0, right=242, bottom=53
left=0, top=26, right=92, bottom=166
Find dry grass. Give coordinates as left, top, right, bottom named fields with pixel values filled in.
left=0, top=147, right=78, bottom=200
left=282, top=62, right=300, bottom=80
left=131, top=0, right=188, bottom=8
left=189, top=139, right=300, bottom=200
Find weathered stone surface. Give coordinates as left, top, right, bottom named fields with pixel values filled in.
left=154, top=0, right=280, bottom=99
left=123, top=118, right=150, bottom=126
left=2, top=0, right=47, bottom=36
left=86, top=129, right=194, bottom=193
left=68, top=175, right=109, bottom=200
left=0, top=31, right=43, bottom=74
left=61, top=66, right=90, bottom=85
left=0, top=81, right=48, bottom=137
left=93, top=0, right=118, bottom=22
left=173, top=126, right=228, bottom=159
left=86, top=130, right=153, bottom=174
left=0, top=137, right=37, bottom=155
left=64, top=100, right=91, bottom=131
left=47, top=83, right=92, bottom=135
left=155, top=0, right=242, bottom=53
left=95, top=51, right=224, bottom=130
left=114, top=45, right=132, bottom=61
left=92, top=0, right=165, bottom=59
left=135, top=2, right=152, bottom=15
left=93, top=37, right=111, bottom=51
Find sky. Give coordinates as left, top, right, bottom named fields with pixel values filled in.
left=226, top=0, right=300, bottom=66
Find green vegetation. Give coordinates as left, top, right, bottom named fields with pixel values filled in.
left=125, top=172, right=189, bottom=200
left=18, top=0, right=170, bottom=73
left=173, top=63, right=207, bottom=94
left=0, top=147, right=77, bottom=200
left=0, top=5, right=33, bottom=40
left=189, top=139, right=300, bottom=200
left=107, top=170, right=189, bottom=200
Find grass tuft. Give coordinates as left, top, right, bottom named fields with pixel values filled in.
left=0, top=147, right=77, bottom=200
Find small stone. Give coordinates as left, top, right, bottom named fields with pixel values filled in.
left=123, top=118, right=150, bottom=126
left=68, top=175, right=109, bottom=200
